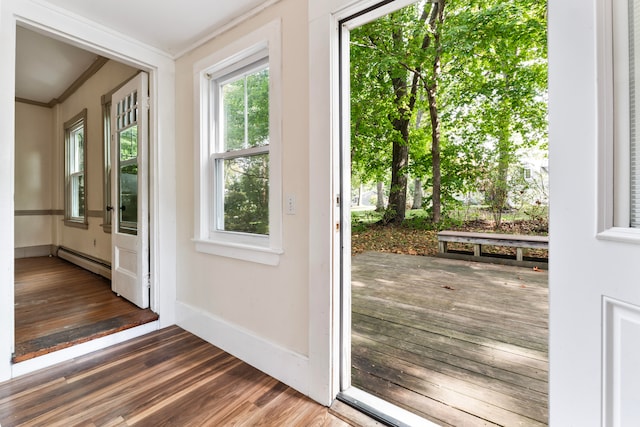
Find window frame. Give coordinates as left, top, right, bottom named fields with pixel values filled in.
left=64, top=109, right=88, bottom=229
left=597, top=0, right=640, bottom=243
left=101, top=95, right=113, bottom=233
left=211, top=57, right=270, bottom=241
left=193, top=20, right=282, bottom=265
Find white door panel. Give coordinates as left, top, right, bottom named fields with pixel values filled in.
left=550, top=0, right=640, bottom=424
left=603, top=297, right=640, bottom=426
left=110, top=72, right=150, bottom=309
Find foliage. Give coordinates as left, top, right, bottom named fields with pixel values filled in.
left=220, top=67, right=270, bottom=234
left=349, top=0, right=548, bottom=227
left=351, top=209, right=549, bottom=258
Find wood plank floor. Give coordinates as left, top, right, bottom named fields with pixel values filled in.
left=0, top=326, right=351, bottom=426
left=14, top=257, right=158, bottom=363
left=351, top=252, right=548, bottom=426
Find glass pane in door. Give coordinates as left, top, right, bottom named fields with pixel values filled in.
left=118, top=124, right=138, bottom=234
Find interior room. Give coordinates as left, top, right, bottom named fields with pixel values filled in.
left=14, top=26, right=159, bottom=363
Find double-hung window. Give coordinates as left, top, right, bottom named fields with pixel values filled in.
left=194, top=20, right=282, bottom=265
left=213, top=59, right=270, bottom=236
left=64, top=109, right=88, bottom=228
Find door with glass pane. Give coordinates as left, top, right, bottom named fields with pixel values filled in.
left=110, top=72, right=150, bottom=309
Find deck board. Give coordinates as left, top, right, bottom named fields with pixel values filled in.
left=351, top=251, right=549, bottom=426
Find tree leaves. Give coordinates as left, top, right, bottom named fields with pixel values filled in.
left=350, top=0, right=548, bottom=225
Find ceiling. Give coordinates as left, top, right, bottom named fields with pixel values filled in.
left=15, top=0, right=270, bottom=104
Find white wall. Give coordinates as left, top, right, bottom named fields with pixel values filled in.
left=14, top=102, right=53, bottom=249
left=174, top=0, right=313, bottom=394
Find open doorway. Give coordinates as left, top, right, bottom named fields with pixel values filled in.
left=338, top=0, right=548, bottom=425
left=13, top=26, right=157, bottom=363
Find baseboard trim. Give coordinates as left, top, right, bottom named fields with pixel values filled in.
left=14, top=244, right=55, bottom=259
left=176, top=301, right=310, bottom=396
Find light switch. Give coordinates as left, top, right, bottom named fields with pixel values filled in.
left=286, top=194, right=296, bottom=215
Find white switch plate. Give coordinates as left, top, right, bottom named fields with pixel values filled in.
left=286, top=194, right=296, bottom=214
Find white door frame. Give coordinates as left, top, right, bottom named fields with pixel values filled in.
left=0, top=0, right=177, bottom=381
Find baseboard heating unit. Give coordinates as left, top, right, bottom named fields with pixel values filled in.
left=56, top=246, right=112, bottom=280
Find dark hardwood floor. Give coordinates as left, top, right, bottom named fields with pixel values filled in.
left=351, top=252, right=548, bottom=427
left=0, top=326, right=351, bottom=426
left=14, top=256, right=158, bottom=363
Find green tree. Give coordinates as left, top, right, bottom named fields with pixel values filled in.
left=349, top=0, right=547, bottom=227
left=350, top=2, right=438, bottom=223
left=443, top=0, right=548, bottom=226
left=221, top=67, right=270, bottom=234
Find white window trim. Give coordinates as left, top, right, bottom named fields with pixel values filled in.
left=193, top=19, right=283, bottom=265
left=64, top=109, right=88, bottom=229
left=597, top=0, right=640, bottom=244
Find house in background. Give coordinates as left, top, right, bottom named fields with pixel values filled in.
left=1, top=0, right=638, bottom=425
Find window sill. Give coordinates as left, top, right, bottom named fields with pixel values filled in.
left=193, top=238, right=283, bottom=266
left=597, top=227, right=640, bottom=244
left=64, top=219, right=89, bottom=229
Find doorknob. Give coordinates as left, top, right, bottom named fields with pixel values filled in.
left=106, top=205, right=114, bottom=211
left=120, top=206, right=126, bottom=211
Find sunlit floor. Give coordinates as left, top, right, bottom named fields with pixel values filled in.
left=351, top=252, right=548, bottom=426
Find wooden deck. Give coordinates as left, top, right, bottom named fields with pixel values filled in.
left=351, top=252, right=548, bottom=426
left=14, top=256, right=158, bottom=363
left=0, top=326, right=349, bottom=426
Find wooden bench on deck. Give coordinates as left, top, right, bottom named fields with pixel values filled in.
left=437, top=230, right=549, bottom=264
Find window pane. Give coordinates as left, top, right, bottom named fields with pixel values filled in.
left=70, top=126, right=84, bottom=173
left=120, top=163, right=138, bottom=229
left=221, top=67, right=270, bottom=151
left=222, top=79, right=246, bottom=151
left=220, top=154, right=269, bottom=235
left=71, top=174, right=85, bottom=218
left=247, top=68, right=269, bottom=147
left=632, top=0, right=640, bottom=226
left=120, top=126, right=138, bottom=161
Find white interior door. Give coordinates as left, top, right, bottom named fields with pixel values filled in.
left=110, top=72, right=150, bottom=309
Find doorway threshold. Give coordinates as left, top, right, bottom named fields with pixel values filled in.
left=11, top=321, right=159, bottom=378
left=12, top=309, right=158, bottom=363
left=336, top=387, right=439, bottom=427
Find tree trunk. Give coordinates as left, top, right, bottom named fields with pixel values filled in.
left=385, top=25, right=420, bottom=224
left=412, top=178, right=423, bottom=209
left=492, top=126, right=511, bottom=228
left=376, top=181, right=385, bottom=211
left=490, top=94, right=514, bottom=229
left=425, top=0, right=446, bottom=223
left=387, top=121, right=409, bottom=222
left=427, top=83, right=442, bottom=223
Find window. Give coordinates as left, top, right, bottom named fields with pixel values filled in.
left=194, top=20, right=282, bottom=265
left=601, top=0, right=640, bottom=240
left=214, top=61, right=270, bottom=235
left=64, top=109, right=88, bottom=228
left=115, top=93, right=140, bottom=235
left=628, top=0, right=640, bottom=227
